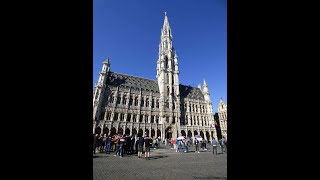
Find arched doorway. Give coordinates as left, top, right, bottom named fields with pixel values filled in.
left=157, top=129, right=161, bottom=138
left=181, top=130, right=186, bottom=136
left=103, top=127, right=109, bottom=135
left=187, top=130, right=192, bottom=138
left=165, top=126, right=172, bottom=139
left=95, top=127, right=101, bottom=135
left=125, top=128, right=130, bottom=135
left=132, top=128, right=137, bottom=136
left=206, top=131, right=210, bottom=141
left=118, top=128, right=123, bottom=135
left=151, top=129, right=155, bottom=138
left=200, top=131, right=204, bottom=139
left=194, top=130, right=198, bottom=136
left=110, top=127, right=116, bottom=136
left=138, top=129, right=143, bottom=137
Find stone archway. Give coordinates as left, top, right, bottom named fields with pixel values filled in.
left=95, top=127, right=101, bottom=135
left=125, top=128, right=130, bottom=135
left=181, top=130, right=186, bottom=136
left=194, top=130, right=198, bottom=136
left=138, top=129, right=143, bottom=137
left=132, top=128, right=137, bottom=136
left=200, top=131, right=204, bottom=139
left=187, top=130, right=192, bottom=138
left=165, top=126, right=172, bottom=139
left=103, top=127, right=109, bottom=135
left=145, top=129, right=150, bottom=137
left=151, top=129, right=155, bottom=138
left=157, top=129, right=161, bottom=138
left=118, top=127, right=123, bottom=135
left=110, top=127, right=117, bottom=136
left=206, top=131, right=210, bottom=142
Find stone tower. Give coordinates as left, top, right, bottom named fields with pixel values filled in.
left=93, top=58, right=110, bottom=133
left=218, top=98, right=227, bottom=140
left=156, top=12, right=181, bottom=138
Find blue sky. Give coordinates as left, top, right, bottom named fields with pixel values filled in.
left=93, top=0, right=226, bottom=112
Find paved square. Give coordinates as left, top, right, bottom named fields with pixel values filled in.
left=93, top=145, right=227, bottom=180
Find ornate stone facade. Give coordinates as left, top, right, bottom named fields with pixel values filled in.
left=218, top=98, right=227, bottom=140
left=93, top=13, right=218, bottom=143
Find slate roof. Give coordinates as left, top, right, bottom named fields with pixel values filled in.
left=107, top=72, right=204, bottom=100
left=107, top=72, right=159, bottom=92
left=179, top=84, right=204, bottom=100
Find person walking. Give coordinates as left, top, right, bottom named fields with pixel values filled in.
left=223, top=137, right=227, bottom=153
left=100, top=134, right=107, bottom=153
left=144, top=136, right=152, bottom=160
left=195, top=138, right=200, bottom=153
left=105, top=134, right=112, bottom=154
left=219, top=138, right=225, bottom=153
left=137, top=134, right=144, bottom=159
left=212, top=138, right=218, bottom=155
left=113, top=135, right=120, bottom=156
left=119, top=135, right=126, bottom=158
left=183, top=138, right=188, bottom=153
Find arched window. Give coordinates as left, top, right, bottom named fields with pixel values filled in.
left=134, top=97, right=138, bottom=106
left=109, top=94, right=114, bottom=103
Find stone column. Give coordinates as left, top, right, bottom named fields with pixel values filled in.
left=137, top=114, right=140, bottom=123
left=204, top=131, right=207, bottom=142
left=110, top=113, right=114, bottom=121
left=192, top=128, right=195, bottom=144
left=209, top=131, right=213, bottom=142
left=124, top=113, right=128, bottom=122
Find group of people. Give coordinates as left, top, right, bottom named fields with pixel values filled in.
left=211, top=137, right=227, bottom=155
left=93, top=133, right=161, bottom=159
left=93, top=133, right=227, bottom=158
left=168, top=137, right=190, bottom=153
left=166, top=135, right=227, bottom=155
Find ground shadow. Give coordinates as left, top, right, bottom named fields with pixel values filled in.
left=148, top=155, right=169, bottom=160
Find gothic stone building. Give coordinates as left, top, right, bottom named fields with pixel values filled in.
left=218, top=98, right=227, bottom=140
left=93, top=13, right=218, bottom=143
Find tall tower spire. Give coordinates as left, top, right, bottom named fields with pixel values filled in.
left=156, top=13, right=181, bottom=138
left=202, top=79, right=211, bottom=102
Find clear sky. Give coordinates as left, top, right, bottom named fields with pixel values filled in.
left=93, top=0, right=227, bottom=112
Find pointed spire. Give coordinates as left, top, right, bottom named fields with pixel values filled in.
left=203, top=79, right=207, bottom=86
left=220, top=97, right=223, bottom=103
left=198, top=84, right=202, bottom=90
left=162, top=12, right=172, bottom=38
left=174, top=50, right=178, bottom=58
left=103, top=57, right=110, bottom=64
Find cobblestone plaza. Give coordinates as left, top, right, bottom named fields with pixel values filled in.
left=93, top=145, right=227, bottom=180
